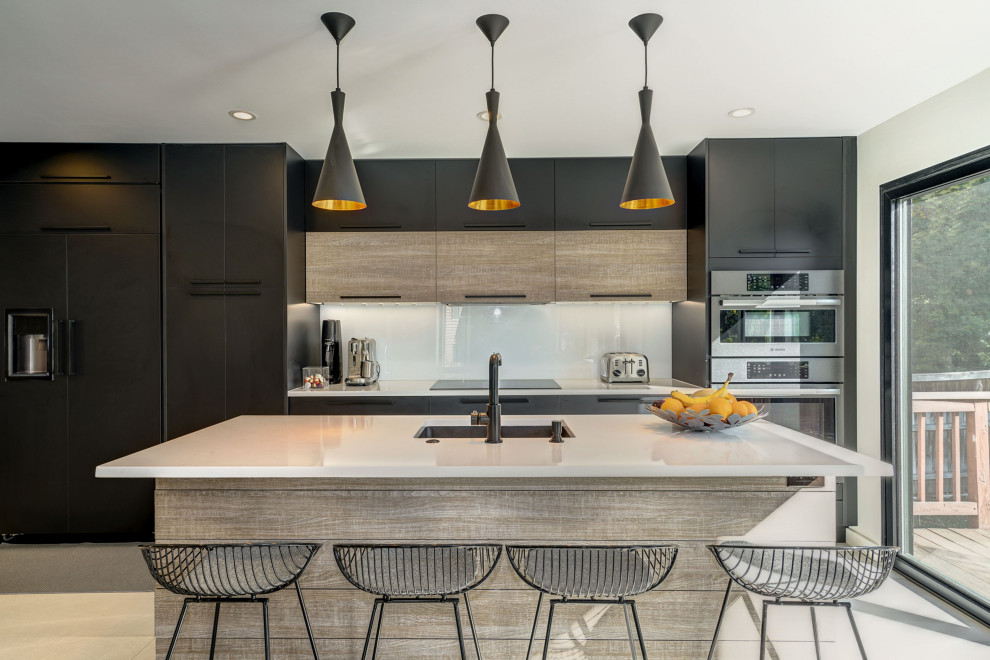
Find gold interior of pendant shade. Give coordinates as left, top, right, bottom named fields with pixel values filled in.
left=312, top=199, right=368, bottom=211
left=468, top=198, right=521, bottom=211
left=619, top=197, right=676, bottom=210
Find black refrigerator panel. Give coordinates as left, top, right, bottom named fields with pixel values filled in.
left=0, top=235, right=69, bottom=534
left=66, top=234, right=160, bottom=534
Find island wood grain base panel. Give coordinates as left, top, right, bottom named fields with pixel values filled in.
left=153, top=477, right=834, bottom=659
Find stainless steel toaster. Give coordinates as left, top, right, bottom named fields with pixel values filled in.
left=600, top=352, right=650, bottom=384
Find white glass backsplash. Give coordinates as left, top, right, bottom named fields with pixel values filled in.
left=318, top=303, right=671, bottom=380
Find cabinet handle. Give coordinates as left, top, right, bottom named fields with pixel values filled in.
left=326, top=400, right=393, bottom=405
left=189, top=290, right=226, bottom=296
left=66, top=320, right=77, bottom=376
left=223, top=291, right=261, bottom=296
left=588, top=221, right=652, bottom=228
left=54, top=320, right=64, bottom=376
left=224, top=279, right=262, bottom=285
left=464, top=294, right=527, bottom=299
left=339, top=295, right=402, bottom=300
left=40, top=225, right=112, bottom=232
left=589, top=293, right=653, bottom=298
left=459, top=397, right=531, bottom=404
left=189, top=280, right=225, bottom=286
left=462, top=223, right=526, bottom=229
left=40, top=174, right=111, bottom=180
left=737, top=249, right=776, bottom=254
left=597, top=396, right=650, bottom=402
left=338, top=225, right=402, bottom=230
left=774, top=250, right=812, bottom=254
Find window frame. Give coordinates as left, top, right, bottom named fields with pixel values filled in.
left=880, top=143, right=990, bottom=626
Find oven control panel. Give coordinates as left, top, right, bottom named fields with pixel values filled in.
left=746, top=273, right=810, bottom=292
left=746, top=361, right=810, bottom=380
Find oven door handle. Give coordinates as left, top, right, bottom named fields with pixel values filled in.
left=718, top=298, right=842, bottom=308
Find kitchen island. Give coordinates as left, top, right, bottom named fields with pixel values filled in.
left=98, top=414, right=891, bottom=659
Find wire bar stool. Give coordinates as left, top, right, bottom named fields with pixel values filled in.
left=333, top=543, right=502, bottom=660
left=505, top=545, right=678, bottom=660
left=141, top=543, right=322, bottom=660
left=706, top=544, right=898, bottom=660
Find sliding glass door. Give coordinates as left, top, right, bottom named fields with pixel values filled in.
left=886, top=152, right=990, bottom=610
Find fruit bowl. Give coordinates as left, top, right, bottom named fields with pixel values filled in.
left=646, top=404, right=767, bottom=432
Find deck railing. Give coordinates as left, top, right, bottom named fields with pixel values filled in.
left=912, top=395, right=990, bottom=528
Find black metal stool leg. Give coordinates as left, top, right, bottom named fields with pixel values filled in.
left=629, top=600, right=649, bottom=660
left=526, top=593, right=544, bottom=660
left=707, top=579, right=733, bottom=660
left=541, top=601, right=557, bottom=660
left=759, top=600, right=770, bottom=660
left=295, top=581, right=320, bottom=659
left=262, top=599, right=271, bottom=660
left=209, top=601, right=221, bottom=660
left=371, top=600, right=386, bottom=660
left=452, top=599, right=468, bottom=660
left=361, top=600, right=380, bottom=660
left=844, top=603, right=869, bottom=660
left=810, top=606, right=822, bottom=660
left=165, top=599, right=190, bottom=660
left=463, top=591, right=483, bottom=660
left=622, top=602, right=638, bottom=659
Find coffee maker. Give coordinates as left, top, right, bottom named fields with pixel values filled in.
left=321, top=320, right=343, bottom=384
left=344, top=338, right=380, bottom=386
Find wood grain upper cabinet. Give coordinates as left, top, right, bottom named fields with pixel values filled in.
left=554, top=157, right=686, bottom=231
left=435, top=159, right=554, bottom=231
left=555, top=230, right=686, bottom=302
left=707, top=140, right=775, bottom=258
left=306, top=232, right=437, bottom=303
left=305, top=159, right=436, bottom=232
left=437, top=231, right=555, bottom=304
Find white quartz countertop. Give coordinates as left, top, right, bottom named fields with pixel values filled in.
left=96, top=414, right=892, bottom=479
left=288, top=379, right=696, bottom=398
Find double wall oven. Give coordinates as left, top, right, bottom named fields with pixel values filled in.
left=710, top=270, right=844, bottom=446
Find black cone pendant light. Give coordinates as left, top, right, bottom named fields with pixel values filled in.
left=468, top=14, right=520, bottom=211
left=620, top=13, right=675, bottom=210
left=312, top=12, right=366, bottom=211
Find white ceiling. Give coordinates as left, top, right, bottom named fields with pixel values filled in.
left=2, top=0, right=989, bottom=159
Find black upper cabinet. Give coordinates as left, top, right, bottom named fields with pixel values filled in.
left=436, top=159, right=554, bottom=231
left=773, top=138, right=843, bottom=258
left=0, top=143, right=160, bottom=183
left=554, top=157, right=686, bottom=231
left=225, top=145, right=286, bottom=285
left=705, top=138, right=845, bottom=262
left=305, top=159, right=436, bottom=231
left=0, top=184, right=161, bottom=233
left=707, top=140, right=775, bottom=258
left=163, top=145, right=224, bottom=287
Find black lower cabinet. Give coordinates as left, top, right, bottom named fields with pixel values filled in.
left=560, top=395, right=654, bottom=415
left=289, top=397, right=431, bottom=416
left=430, top=396, right=560, bottom=416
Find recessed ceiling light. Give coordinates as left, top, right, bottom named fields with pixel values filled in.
left=728, top=107, right=755, bottom=118
left=477, top=110, right=503, bottom=121
left=229, top=110, right=256, bottom=121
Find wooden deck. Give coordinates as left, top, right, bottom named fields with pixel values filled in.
left=913, top=528, right=990, bottom=596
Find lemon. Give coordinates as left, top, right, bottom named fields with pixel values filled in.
left=660, top=398, right=685, bottom=414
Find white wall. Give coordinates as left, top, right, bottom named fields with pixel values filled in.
left=852, top=68, right=990, bottom=543
left=318, top=302, right=671, bottom=381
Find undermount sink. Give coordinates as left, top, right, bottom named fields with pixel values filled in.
left=414, top=422, right=575, bottom=439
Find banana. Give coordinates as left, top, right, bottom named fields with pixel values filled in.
left=670, top=373, right=735, bottom=406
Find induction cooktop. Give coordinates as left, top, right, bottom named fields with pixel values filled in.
left=430, top=379, right=561, bottom=390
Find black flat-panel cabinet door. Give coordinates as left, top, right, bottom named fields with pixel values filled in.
left=165, top=287, right=226, bottom=439
left=0, top=184, right=161, bottom=234
left=224, top=145, right=286, bottom=286
left=554, top=157, right=686, bottom=231
left=163, top=145, right=225, bottom=288
left=225, top=288, right=286, bottom=417
left=0, top=143, right=160, bottom=183
left=0, top=235, right=69, bottom=534
left=707, top=140, right=775, bottom=258
left=66, top=234, right=160, bottom=534
left=436, top=159, right=554, bottom=231
left=306, top=159, right=436, bottom=232
left=773, top=138, right=843, bottom=258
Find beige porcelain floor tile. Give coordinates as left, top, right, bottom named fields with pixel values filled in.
left=0, top=592, right=153, bottom=637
